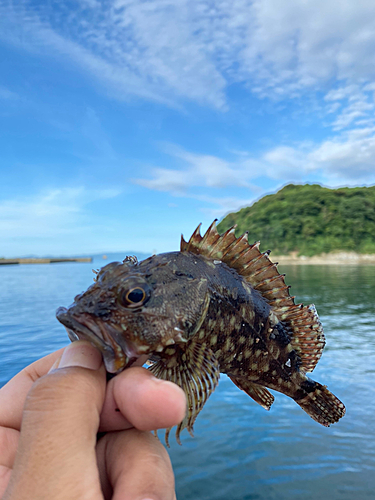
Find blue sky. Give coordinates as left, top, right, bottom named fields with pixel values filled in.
left=2, top=0, right=375, bottom=257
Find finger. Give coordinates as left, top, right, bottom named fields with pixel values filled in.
left=3, top=341, right=105, bottom=500
left=0, top=427, right=19, bottom=498
left=0, top=346, right=145, bottom=431
left=0, top=347, right=66, bottom=431
left=97, top=429, right=176, bottom=500
left=100, top=366, right=186, bottom=432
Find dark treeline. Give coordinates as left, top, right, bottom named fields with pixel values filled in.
left=217, top=184, right=375, bottom=256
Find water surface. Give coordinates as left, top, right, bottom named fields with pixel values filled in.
left=1, top=258, right=374, bottom=499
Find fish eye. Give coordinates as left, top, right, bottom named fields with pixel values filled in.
left=119, top=285, right=149, bottom=308
left=126, top=287, right=146, bottom=304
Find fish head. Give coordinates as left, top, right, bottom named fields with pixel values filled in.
left=56, top=253, right=209, bottom=373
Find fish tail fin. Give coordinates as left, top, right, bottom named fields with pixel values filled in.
left=295, top=381, right=345, bottom=426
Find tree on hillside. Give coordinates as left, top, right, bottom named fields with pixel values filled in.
left=217, top=184, right=375, bottom=256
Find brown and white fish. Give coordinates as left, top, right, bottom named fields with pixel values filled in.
left=56, top=221, right=345, bottom=445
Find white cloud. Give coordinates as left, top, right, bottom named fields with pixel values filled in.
left=0, top=1, right=226, bottom=108
left=309, top=128, right=375, bottom=180
left=260, top=127, right=375, bottom=184
left=135, top=168, right=191, bottom=193
left=2, top=0, right=375, bottom=110
left=135, top=127, right=375, bottom=202
left=261, top=146, right=312, bottom=178
left=242, top=0, right=375, bottom=95
left=2, top=0, right=375, bottom=203
left=322, top=84, right=375, bottom=131
left=133, top=144, right=261, bottom=194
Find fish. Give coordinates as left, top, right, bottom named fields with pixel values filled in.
left=56, top=221, right=345, bottom=445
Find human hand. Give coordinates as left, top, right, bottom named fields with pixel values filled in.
left=0, top=341, right=186, bottom=500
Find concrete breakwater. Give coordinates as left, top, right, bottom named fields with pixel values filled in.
left=0, top=257, right=92, bottom=265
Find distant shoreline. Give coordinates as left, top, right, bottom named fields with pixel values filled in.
left=2, top=252, right=375, bottom=266
left=0, top=257, right=92, bottom=265
left=271, top=251, right=375, bottom=265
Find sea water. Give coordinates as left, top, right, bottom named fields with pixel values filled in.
left=1, top=257, right=374, bottom=499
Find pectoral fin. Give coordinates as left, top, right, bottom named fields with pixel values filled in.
left=149, top=341, right=220, bottom=446
left=229, top=375, right=274, bottom=410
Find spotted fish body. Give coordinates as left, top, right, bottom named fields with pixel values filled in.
left=56, top=221, right=345, bottom=444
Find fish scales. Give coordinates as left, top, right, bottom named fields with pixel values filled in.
left=56, top=221, right=345, bottom=445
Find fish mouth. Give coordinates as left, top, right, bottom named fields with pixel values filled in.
left=56, top=306, right=142, bottom=373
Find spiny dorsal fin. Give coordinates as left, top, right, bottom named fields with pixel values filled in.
left=181, top=221, right=325, bottom=373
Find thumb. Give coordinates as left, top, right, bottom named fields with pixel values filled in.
left=4, top=341, right=106, bottom=500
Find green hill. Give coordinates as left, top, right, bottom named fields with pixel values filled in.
left=217, top=184, right=375, bottom=256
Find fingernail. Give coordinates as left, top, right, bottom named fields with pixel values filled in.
left=48, top=358, right=61, bottom=372
left=57, top=341, right=103, bottom=370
